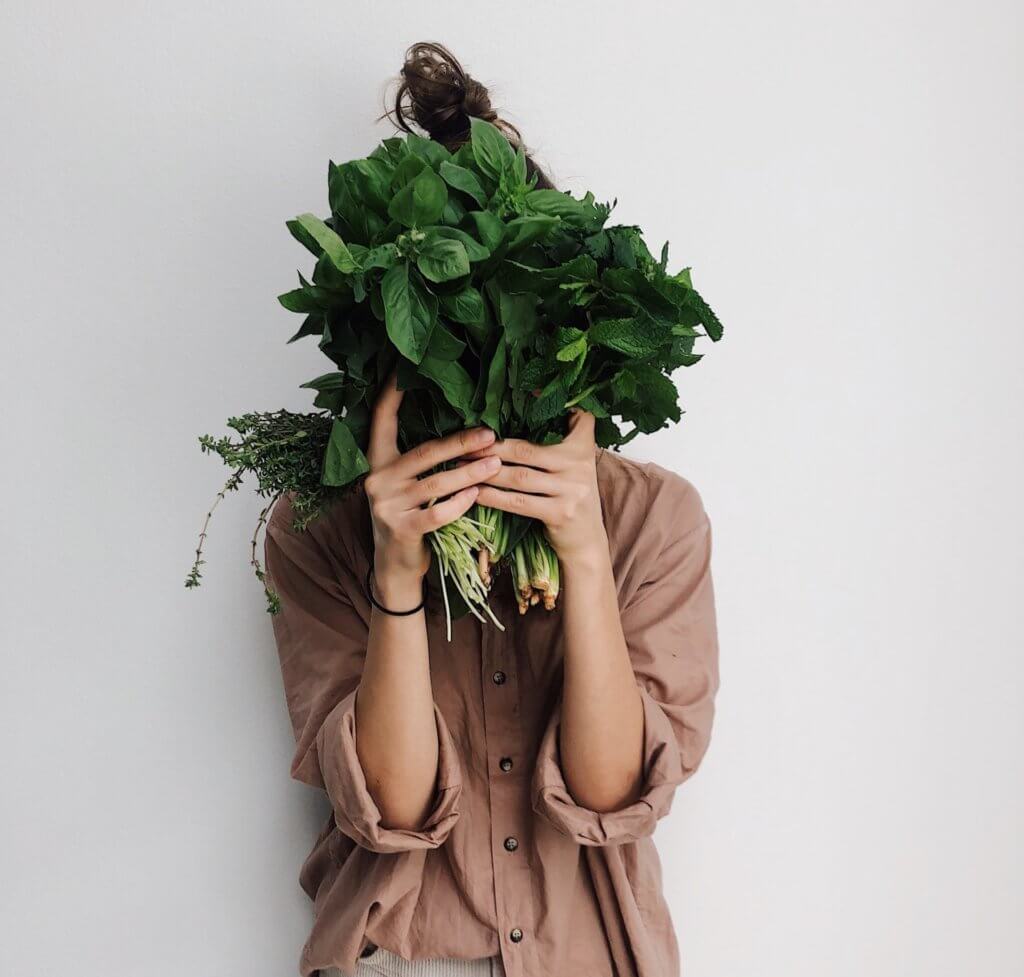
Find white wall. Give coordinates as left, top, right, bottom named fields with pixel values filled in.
left=2, top=2, right=1021, bottom=975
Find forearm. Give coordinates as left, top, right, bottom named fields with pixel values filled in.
left=354, top=563, right=440, bottom=831
left=558, top=536, right=645, bottom=813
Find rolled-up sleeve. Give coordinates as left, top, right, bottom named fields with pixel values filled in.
left=531, top=474, right=719, bottom=847
left=263, top=492, right=463, bottom=853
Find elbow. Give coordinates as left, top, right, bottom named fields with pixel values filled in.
left=563, top=764, right=645, bottom=815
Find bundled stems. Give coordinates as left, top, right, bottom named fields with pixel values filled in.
left=425, top=504, right=562, bottom=633
left=428, top=513, right=506, bottom=639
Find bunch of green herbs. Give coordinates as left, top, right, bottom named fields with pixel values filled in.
left=187, top=118, right=723, bottom=634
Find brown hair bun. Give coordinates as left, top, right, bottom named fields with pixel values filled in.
left=384, top=41, right=554, bottom=188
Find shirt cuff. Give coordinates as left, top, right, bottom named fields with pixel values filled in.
left=530, top=682, right=686, bottom=847
left=315, top=686, right=463, bottom=854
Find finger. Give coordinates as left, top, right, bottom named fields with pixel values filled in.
left=480, top=463, right=560, bottom=497
left=368, top=372, right=403, bottom=467
left=410, top=485, right=481, bottom=532
left=458, top=437, right=566, bottom=472
left=404, top=456, right=502, bottom=507
left=396, top=426, right=496, bottom=478
left=475, top=485, right=557, bottom=521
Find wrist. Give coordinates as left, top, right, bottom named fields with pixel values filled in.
left=372, top=558, right=426, bottom=609
left=557, top=532, right=612, bottom=577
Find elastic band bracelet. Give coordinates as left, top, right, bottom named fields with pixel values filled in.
left=365, top=566, right=427, bottom=616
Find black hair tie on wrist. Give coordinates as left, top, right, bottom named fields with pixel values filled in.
left=365, top=566, right=427, bottom=616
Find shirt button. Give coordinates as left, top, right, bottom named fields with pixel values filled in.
left=492, top=670, right=507, bottom=685
left=509, top=927, right=524, bottom=943
left=503, top=836, right=519, bottom=852
left=499, top=756, right=513, bottom=772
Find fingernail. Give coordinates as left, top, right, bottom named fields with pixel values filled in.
left=482, top=456, right=500, bottom=470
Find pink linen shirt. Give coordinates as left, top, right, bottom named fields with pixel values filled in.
left=263, top=447, right=720, bottom=977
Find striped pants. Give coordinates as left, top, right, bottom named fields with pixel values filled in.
left=322, top=944, right=506, bottom=977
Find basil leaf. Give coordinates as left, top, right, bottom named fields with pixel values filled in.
left=424, top=226, right=491, bottom=262
left=439, top=160, right=487, bottom=207
left=438, top=284, right=486, bottom=326
left=469, top=117, right=515, bottom=182
left=381, top=262, right=437, bottom=363
left=419, top=355, right=478, bottom=422
left=387, top=168, right=448, bottom=228
left=416, top=237, right=470, bottom=283
left=481, top=336, right=507, bottom=433
left=322, top=418, right=369, bottom=486
left=291, top=214, right=358, bottom=274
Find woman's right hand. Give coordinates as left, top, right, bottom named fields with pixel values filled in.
left=364, top=375, right=501, bottom=604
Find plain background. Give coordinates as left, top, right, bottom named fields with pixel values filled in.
left=2, top=2, right=1021, bottom=974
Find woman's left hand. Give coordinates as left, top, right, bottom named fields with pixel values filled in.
left=463, top=409, right=607, bottom=563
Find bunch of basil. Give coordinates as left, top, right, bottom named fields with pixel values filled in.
left=189, top=118, right=723, bottom=633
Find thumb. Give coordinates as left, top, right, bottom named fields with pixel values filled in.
left=566, top=407, right=596, bottom=441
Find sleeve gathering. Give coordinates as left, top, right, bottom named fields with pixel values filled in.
left=530, top=473, right=720, bottom=847
left=263, top=494, right=463, bottom=853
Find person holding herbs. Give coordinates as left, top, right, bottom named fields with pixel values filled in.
left=260, top=43, right=720, bottom=977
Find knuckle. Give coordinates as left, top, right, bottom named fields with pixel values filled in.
left=412, top=442, right=431, bottom=465
left=513, top=440, right=534, bottom=463
left=421, top=474, right=441, bottom=497
left=512, top=466, right=531, bottom=487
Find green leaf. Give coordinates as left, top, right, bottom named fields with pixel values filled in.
left=525, top=188, right=605, bottom=229
left=470, top=117, right=516, bottom=182
left=299, top=371, right=347, bottom=392
left=405, top=133, right=452, bottom=167
left=277, top=273, right=333, bottom=313
left=438, top=160, right=487, bottom=207
left=387, top=168, right=448, bottom=228
left=381, top=262, right=437, bottom=363
left=438, top=285, right=486, bottom=326
left=416, top=237, right=470, bottom=283
left=510, top=144, right=527, bottom=187
left=503, top=214, right=561, bottom=252
left=496, top=288, right=538, bottom=342
left=361, top=243, right=399, bottom=271
left=556, top=335, right=587, bottom=362
left=390, top=154, right=427, bottom=190
left=686, top=289, right=724, bottom=341
left=322, top=418, right=369, bottom=486
left=328, top=158, right=391, bottom=243
left=424, top=226, right=490, bottom=261
left=291, top=214, right=358, bottom=274
left=588, top=314, right=673, bottom=357
left=481, top=336, right=507, bottom=432
left=418, top=355, right=478, bottom=421
left=286, top=313, right=324, bottom=343
left=464, top=210, right=506, bottom=252
left=285, top=218, right=322, bottom=257
left=527, top=376, right=569, bottom=427
left=425, top=322, right=466, bottom=361
left=621, top=365, right=681, bottom=431
left=441, top=195, right=467, bottom=227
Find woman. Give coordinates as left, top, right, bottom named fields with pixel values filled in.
left=263, top=42, right=720, bottom=977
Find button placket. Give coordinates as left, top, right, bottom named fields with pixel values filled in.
left=480, top=618, right=535, bottom=977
